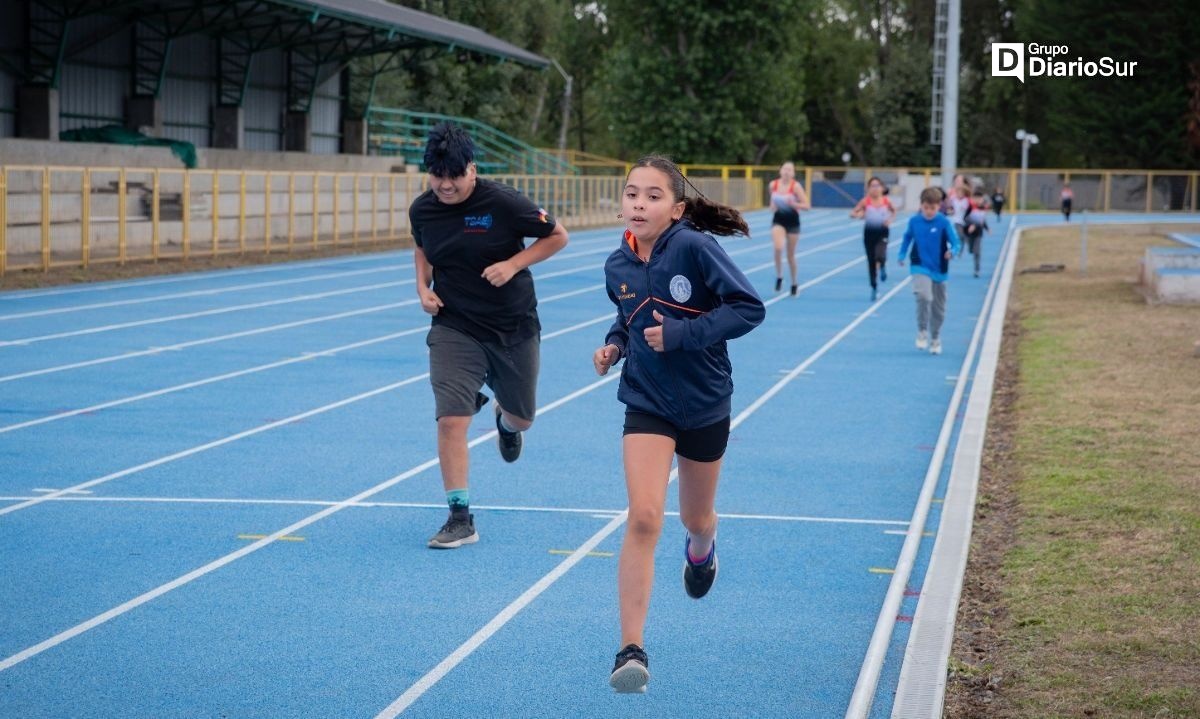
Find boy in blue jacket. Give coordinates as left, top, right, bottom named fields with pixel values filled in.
left=592, top=155, right=765, bottom=694
left=898, top=187, right=961, bottom=355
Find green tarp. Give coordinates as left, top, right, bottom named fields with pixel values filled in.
left=60, top=125, right=198, bottom=169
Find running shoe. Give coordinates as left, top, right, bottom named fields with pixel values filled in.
left=916, top=330, right=929, bottom=350
left=880, top=265, right=887, bottom=282
left=930, top=338, right=943, bottom=355
left=775, top=277, right=783, bottom=292
left=495, top=405, right=522, bottom=463
left=790, top=284, right=798, bottom=296
left=870, top=287, right=877, bottom=302
left=682, top=535, right=718, bottom=599
left=610, top=644, right=650, bottom=693
left=428, top=513, right=478, bottom=549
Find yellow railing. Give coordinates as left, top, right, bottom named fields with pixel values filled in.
left=0, top=166, right=762, bottom=276
left=670, top=165, right=1200, bottom=213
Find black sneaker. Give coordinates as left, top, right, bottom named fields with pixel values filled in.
left=427, top=513, right=478, bottom=549
left=790, top=284, right=798, bottom=296
left=494, top=405, right=522, bottom=462
left=682, top=535, right=718, bottom=599
left=609, top=643, right=649, bottom=693
left=774, top=277, right=782, bottom=292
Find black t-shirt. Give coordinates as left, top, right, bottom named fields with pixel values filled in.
left=409, top=179, right=558, bottom=346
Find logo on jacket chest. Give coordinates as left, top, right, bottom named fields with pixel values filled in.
left=669, top=275, right=692, bottom=303
left=616, top=282, right=636, bottom=301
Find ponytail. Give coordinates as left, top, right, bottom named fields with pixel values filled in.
left=629, top=155, right=749, bottom=237
left=683, top=195, right=749, bottom=237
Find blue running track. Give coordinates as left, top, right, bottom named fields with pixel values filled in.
left=1, top=209, right=1193, bottom=717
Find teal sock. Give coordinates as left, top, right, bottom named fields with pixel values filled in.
left=446, top=489, right=469, bottom=516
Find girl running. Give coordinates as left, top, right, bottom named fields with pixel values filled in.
left=850, top=176, right=897, bottom=301
left=593, top=155, right=765, bottom=694
left=768, top=161, right=810, bottom=295
left=1061, top=182, right=1074, bottom=221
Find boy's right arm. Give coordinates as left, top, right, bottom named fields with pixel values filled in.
left=897, top=220, right=914, bottom=265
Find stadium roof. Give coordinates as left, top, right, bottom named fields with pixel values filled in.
left=275, top=0, right=550, bottom=68
left=55, top=0, right=549, bottom=70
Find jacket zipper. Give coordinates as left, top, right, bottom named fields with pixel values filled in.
left=643, top=251, right=690, bottom=427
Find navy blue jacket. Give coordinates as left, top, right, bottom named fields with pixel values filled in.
left=603, top=220, right=765, bottom=429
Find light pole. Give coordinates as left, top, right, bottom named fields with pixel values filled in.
left=548, top=59, right=573, bottom=153
left=1015, top=129, right=1039, bottom=212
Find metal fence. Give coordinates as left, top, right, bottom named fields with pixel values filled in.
left=0, top=166, right=763, bottom=275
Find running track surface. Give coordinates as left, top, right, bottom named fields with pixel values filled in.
left=2, top=209, right=1192, bottom=718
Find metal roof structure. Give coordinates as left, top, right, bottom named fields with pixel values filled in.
left=18, top=0, right=548, bottom=97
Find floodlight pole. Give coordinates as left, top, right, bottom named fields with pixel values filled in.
left=1016, top=129, right=1038, bottom=212
left=549, top=58, right=572, bottom=153
left=939, top=0, right=961, bottom=188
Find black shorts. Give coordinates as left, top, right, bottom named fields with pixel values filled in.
left=771, top=209, right=800, bottom=234
left=622, top=410, right=731, bottom=463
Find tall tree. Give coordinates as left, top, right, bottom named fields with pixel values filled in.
left=600, top=0, right=809, bottom=164
left=1012, top=0, right=1199, bottom=169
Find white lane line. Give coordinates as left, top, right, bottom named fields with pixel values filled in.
left=0, top=253, right=397, bottom=300
left=0, top=294, right=642, bottom=518
left=0, top=494, right=907, bottom=525
left=891, top=228, right=1022, bottom=717
left=0, top=279, right=610, bottom=433
left=0, top=221, right=774, bottom=349
left=0, top=219, right=867, bottom=384
left=0, top=280, right=413, bottom=346
left=843, top=222, right=1016, bottom=719
left=0, top=372, right=621, bottom=674
left=0, top=301, right=413, bottom=384
left=373, top=276, right=915, bottom=719
left=0, top=247, right=865, bottom=433
left=0, top=264, right=410, bottom=321
left=0, top=220, right=878, bottom=676
left=0, top=373, right=428, bottom=518
left=0, top=328, right=425, bottom=434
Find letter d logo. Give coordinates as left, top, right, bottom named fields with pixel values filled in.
left=991, top=43, right=1025, bottom=83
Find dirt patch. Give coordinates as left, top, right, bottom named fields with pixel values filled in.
left=942, top=307, right=1022, bottom=717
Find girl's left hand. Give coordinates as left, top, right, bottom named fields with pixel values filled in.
left=644, top=310, right=666, bottom=352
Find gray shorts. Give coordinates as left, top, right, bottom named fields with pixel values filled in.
left=426, top=324, right=540, bottom=421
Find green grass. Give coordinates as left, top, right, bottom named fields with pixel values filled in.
left=989, top=227, right=1200, bottom=717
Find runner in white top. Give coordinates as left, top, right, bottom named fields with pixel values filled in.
left=768, top=161, right=810, bottom=296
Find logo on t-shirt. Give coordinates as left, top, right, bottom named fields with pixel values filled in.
left=617, top=281, right=636, bottom=301
left=669, top=275, right=692, bottom=303
left=464, top=214, right=493, bottom=233
left=537, top=208, right=549, bottom=223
